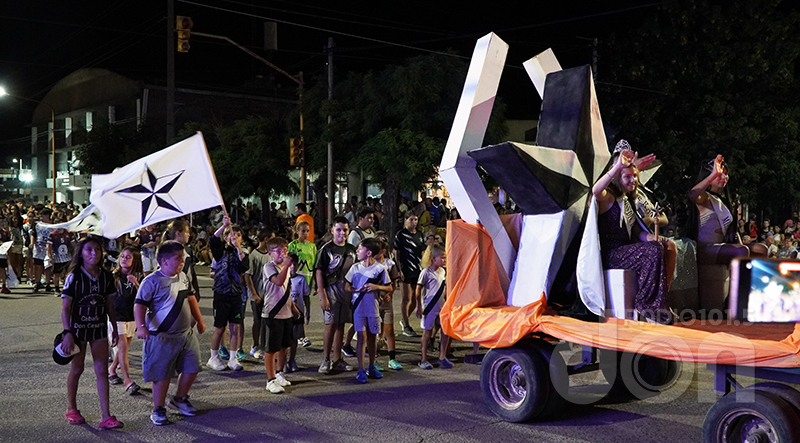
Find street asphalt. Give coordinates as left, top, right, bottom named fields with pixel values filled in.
left=0, top=266, right=759, bottom=442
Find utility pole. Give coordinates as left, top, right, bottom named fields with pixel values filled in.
left=166, top=0, right=176, bottom=144
left=326, top=37, right=335, bottom=228
left=592, top=37, right=599, bottom=82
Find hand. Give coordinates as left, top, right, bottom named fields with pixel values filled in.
left=617, top=149, right=637, bottom=168
left=416, top=307, right=423, bottom=319
left=320, top=292, right=331, bottom=311
left=634, top=153, right=656, bottom=171
left=60, top=332, right=74, bottom=354
left=110, top=330, right=119, bottom=348
left=196, top=320, right=206, bottom=334
left=223, top=215, right=230, bottom=227
left=714, top=154, right=725, bottom=176
left=252, top=295, right=262, bottom=305
left=136, top=325, right=150, bottom=340
left=126, top=274, right=140, bottom=287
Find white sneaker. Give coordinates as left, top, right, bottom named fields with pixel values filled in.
left=266, top=379, right=285, bottom=394
left=275, top=372, right=291, bottom=387
left=207, top=354, right=226, bottom=371
left=227, top=356, right=243, bottom=371
left=254, top=349, right=265, bottom=360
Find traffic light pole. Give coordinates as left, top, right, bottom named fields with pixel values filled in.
left=190, top=31, right=307, bottom=203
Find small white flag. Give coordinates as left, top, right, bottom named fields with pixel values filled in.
left=90, top=132, right=224, bottom=239
left=37, top=204, right=103, bottom=236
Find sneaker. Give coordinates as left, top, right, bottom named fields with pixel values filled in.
left=372, top=362, right=384, bottom=372
left=356, top=369, right=368, bottom=384
left=150, top=406, right=168, bottom=426
left=437, top=358, right=454, bottom=369
left=218, top=345, right=230, bottom=360
left=377, top=338, right=386, bottom=350
left=235, top=348, right=248, bottom=361
left=275, top=372, right=291, bottom=387
left=33, top=283, right=42, bottom=293
left=0, top=287, right=9, bottom=294
left=402, top=325, right=417, bottom=337
left=341, top=343, right=356, bottom=357
left=207, top=354, right=226, bottom=371
left=368, top=365, right=383, bottom=379
left=45, top=284, right=52, bottom=293
left=253, top=349, right=265, bottom=360
left=418, top=360, right=433, bottom=370
left=319, top=359, right=331, bottom=374
left=284, top=360, right=298, bottom=373
left=266, top=379, right=285, bottom=394
left=332, top=358, right=353, bottom=372
left=168, top=395, right=197, bottom=416
left=300, top=337, right=312, bottom=347
left=249, top=346, right=258, bottom=358
left=388, top=359, right=403, bottom=370
left=227, top=357, right=243, bottom=371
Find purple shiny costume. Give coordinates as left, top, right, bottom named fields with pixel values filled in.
left=598, top=201, right=670, bottom=323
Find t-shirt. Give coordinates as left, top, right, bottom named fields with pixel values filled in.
left=393, top=228, right=425, bottom=275
left=48, top=229, right=73, bottom=263
left=33, top=222, right=54, bottom=260
left=418, top=266, right=446, bottom=317
left=288, top=239, right=317, bottom=287
left=314, top=241, right=357, bottom=288
left=261, top=261, right=292, bottom=319
left=290, top=274, right=310, bottom=313
left=297, top=213, right=315, bottom=242
left=135, top=270, right=195, bottom=335
left=245, top=249, right=272, bottom=298
left=378, top=257, right=401, bottom=283
left=62, top=268, right=116, bottom=342
left=137, top=228, right=160, bottom=259
left=345, top=261, right=389, bottom=318
left=347, top=226, right=375, bottom=246
left=112, top=272, right=144, bottom=322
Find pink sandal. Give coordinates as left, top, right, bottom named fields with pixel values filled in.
left=98, top=415, right=123, bottom=429
left=65, top=410, right=85, bottom=425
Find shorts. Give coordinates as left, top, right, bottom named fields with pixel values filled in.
left=401, top=268, right=420, bottom=285
left=142, top=329, right=201, bottom=382
left=213, top=294, right=244, bottom=328
left=292, top=315, right=305, bottom=340
left=33, top=258, right=44, bottom=267
left=420, top=309, right=441, bottom=331
left=109, top=321, right=136, bottom=339
left=251, top=299, right=264, bottom=321
left=53, top=262, right=69, bottom=273
left=0, top=258, right=6, bottom=268
left=322, top=284, right=352, bottom=324
left=379, top=296, right=394, bottom=325
left=261, top=317, right=293, bottom=353
left=354, top=315, right=380, bottom=334
left=142, top=254, right=158, bottom=273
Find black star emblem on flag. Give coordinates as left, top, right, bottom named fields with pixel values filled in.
left=115, top=164, right=185, bottom=224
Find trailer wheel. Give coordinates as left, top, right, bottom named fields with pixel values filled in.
left=480, top=346, right=551, bottom=422
left=749, top=383, right=800, bottom=415
left=703, top=390, right=800, bottom=443
left=599, top=349, right=680, bottom=400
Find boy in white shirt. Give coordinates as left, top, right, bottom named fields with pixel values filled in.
left=345, top=238, right=392, bottom=383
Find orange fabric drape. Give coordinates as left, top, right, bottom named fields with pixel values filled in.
left=441, top=219, right=800, bottom=368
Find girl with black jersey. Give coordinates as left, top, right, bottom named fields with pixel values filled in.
left=108, top=246, right=144, bottom=395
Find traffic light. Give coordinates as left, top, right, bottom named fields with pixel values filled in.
left=290, top=137, right=304, bottom=167
left=176, top=16, right=193, bottom=53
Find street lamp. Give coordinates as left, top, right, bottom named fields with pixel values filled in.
left=0, top=87, right=57, bottom=203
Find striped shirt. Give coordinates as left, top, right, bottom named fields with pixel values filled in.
left=62, top=268, right=115, bottom=342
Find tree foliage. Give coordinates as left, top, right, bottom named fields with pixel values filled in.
left=75, top=119, right=162, bottom=174
left=600, top=0, right=800, bottom=218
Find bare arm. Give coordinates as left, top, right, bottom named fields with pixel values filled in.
left=187, top=295, right=206, bottom=334
left=244, top=273, right=261, bottom=304
left=316, top=269, right=330, bottom=311
left=593, top=150, right=636, bottom=205
left=134, top=303, right=149, bottom=340
left=690, top=154, right=723, bottom=207
left=106, top=294, right=118, bottom=347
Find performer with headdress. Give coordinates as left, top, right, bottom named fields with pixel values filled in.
left=688, top=155, right=767, bottom=264
left=592, top=141, right=672, bottom=324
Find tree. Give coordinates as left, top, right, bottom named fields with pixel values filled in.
left=75, top=118, right=163, bottom=174
left=600, top=0, right=800, bottom=220
left=300, top=52, right=507, bottom=239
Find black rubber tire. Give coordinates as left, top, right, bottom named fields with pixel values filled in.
left=749, top=383, right=800, bottom=415
left=531, top=342, right=567, bottom=420
left=480, top=345, right=551, bottom=422
left=599, top=349, right=681, bottom=400
left=703, top=389, right=800, bottom=442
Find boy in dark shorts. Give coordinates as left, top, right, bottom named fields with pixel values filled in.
left=134, top=241, right=207, bottom=426
left=315, top=216, right=357, bottom=374
left=261, top=237, right=300, bottom=393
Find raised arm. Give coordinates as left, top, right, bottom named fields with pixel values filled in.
left=690, top=155, right=724, bottom=206
left=593, top=150, right=636, bottom=205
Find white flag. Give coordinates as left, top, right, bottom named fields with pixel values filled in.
left=90, top=132, right=224, bottom=239
left=37, top=204, right=104, bottom=236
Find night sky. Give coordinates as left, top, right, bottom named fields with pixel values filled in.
left=0, top=0, right=657, bottom=163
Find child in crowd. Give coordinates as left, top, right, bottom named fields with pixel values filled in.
left=345, top=237, right=392, bottom=383
left=245, top=228, right=274, bottom=360
left=32, top=208, right=54, bottom=292
left=47, top=212, right=74, bottom=293
left=416, top=244, right=452, bottom=370
left=375, top=233, right=402, bottom=370
left=207, top=216, right=248, bottom=371
left=286, top=266, right=310, bottom=372
left=288, top=220, right=316, bottom=347
left=135, top=240, right=206, bottom=426
left=261, top=237, right=300, bottom=394
left=135, top=224, right=161, bottom=275
left=108, top=246, right=144, bottom=395
left=315, top=217, right=357, bottom=373
left=60, top=237, right=123, bottom=429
